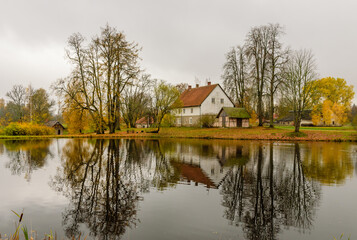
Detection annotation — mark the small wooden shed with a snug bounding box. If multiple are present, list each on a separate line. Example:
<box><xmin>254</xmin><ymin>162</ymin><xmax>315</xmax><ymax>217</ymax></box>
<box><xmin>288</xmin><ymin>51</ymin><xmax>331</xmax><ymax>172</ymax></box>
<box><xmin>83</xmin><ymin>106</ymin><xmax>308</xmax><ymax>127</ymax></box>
<box><xmin>45</xmin><ymin>121</ymin><xmax>65</xmax><ymax>135</ymax></box>
<box><xmin>215</xmin><ymin>107</ymin><xmax>250</xmax><ymax>128</ymax></box>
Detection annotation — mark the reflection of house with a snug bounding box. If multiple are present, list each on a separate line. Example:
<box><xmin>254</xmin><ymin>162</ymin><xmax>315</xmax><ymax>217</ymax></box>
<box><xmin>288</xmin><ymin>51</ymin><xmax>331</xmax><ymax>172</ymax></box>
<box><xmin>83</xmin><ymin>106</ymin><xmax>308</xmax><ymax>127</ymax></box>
<box><xmin>174</xmin><ymin>82</ymin><xmax>234</xmax><ymax>126</ymax></box>
<box><xmin>168</xmin><ymin>141</ymin><xmax>250</xmax><ymax>188</ymax></box>
<box><xmin>278</xmin><ymin>110</ymin><xmax>313</xmax><ymax>126</ymax></box>
<box><xmin>136</xmin><ymin>117</ymin><xmax>153</xmax><ymax>128</ymax></box>
<box><xmin>215</xmin><ymin>107</ymin><xmax>250</xmax><ymax>128</ymax></box>
<box><xmin>45</xmin><ymin>121</ymin><xmax>65</xmax><ymax>135</ymax></box>
<box><xmin>180</xmin><ymin>164</ymin><xmax>217</xmax><ymax>188</ymax></box>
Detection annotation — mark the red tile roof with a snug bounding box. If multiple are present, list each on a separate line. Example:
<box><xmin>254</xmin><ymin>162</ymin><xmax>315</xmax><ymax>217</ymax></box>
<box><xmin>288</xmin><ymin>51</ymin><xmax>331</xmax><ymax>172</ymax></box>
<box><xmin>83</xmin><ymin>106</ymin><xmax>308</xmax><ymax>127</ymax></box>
<box><xmin>179</xmin><ymin>84</ymin><xmax>218</xmax><ymax>107</ymax></box>
<box><xmin>136</xmin><ymin>117</ymin><xmax>153</xmax><ymax>124</ymax></box>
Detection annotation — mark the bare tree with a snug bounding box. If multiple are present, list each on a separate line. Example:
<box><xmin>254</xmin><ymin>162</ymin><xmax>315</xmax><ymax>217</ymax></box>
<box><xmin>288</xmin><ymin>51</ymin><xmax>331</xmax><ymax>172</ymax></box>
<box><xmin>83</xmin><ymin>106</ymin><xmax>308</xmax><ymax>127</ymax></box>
<box><xmin>54</xmin><ymin>33</ymin><xmax>106</xmax><ymax>133</ymax></box>
<box><xmin>121</xmin><ymin>74</ymin><xmax>152</xmax><ymax>128</ymax></box>
<box><xmin>6</xmin><ymin>85</ymin><xmax>27</xmax><ymax>122</ymax></box>
<box><xmin>283</xmin><ymin>49</ymin><xmax>317</xmax><ymax>132</ymax></box>
<box><xmin>95</xmin><ymin>25</ymin><xmax>141</xmax><ymax>133</ymax></box>
<box><xmin>54</xmin><ymin>25</ymin><xmax>141</xmax><ymax>134</ymax></box>
<box><xmin>222</xmin><ymin>45</ymin><xmax>249</xmax><ymax>108</ymax></box>
<box><xmin>266</xmin><ymin>24</ymin><xmax>289</xmax><ymax>127</ymax></box>
<box><xmin>246</xmin><ymin>25</ymin><xmax>270</xmax><ymax>126</ymax></box>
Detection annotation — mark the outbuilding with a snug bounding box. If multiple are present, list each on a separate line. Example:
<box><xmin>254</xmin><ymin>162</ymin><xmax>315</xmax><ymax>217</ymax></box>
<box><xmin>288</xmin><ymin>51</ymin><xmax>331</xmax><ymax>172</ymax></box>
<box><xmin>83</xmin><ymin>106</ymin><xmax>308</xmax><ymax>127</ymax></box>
<box><xmin>136</xmin><ymin>117</ymin><xmax>153</xmax><ymax>128</ymax></box>
<box><xmin>215</xmin><ymin>107</ymin><xmax>250</xmax><ymax>128</ymax></box>
<box><xmin>45</xmin><ymin>121</ymin><xmax>65</xmax><ymax>135</ymax></box>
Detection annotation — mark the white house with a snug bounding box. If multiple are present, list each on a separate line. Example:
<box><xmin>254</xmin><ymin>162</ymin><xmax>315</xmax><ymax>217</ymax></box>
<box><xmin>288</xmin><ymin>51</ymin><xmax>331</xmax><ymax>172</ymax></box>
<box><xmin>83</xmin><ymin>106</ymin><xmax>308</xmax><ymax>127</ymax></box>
<box><xmin>175</xmin><ymin>82</ymin><xmax>234</xmax><ymax>126</ymax></box>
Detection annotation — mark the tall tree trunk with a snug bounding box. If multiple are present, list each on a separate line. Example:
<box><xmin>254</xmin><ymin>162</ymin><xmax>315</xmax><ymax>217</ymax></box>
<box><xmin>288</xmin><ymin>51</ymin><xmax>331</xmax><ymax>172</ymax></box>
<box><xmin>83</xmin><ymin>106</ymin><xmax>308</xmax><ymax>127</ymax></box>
<box><xmin>258</xmin><ymin>92</ymin><xmax>263</xmax><ymax>126</ymax></box>
<box><xmin>294</xmin><ymin>112</ymin><xmax>301</xmax><ymax>132</ymax></box>
<box><xmin>269</xmin><ymin>87</ymin><xmax>274</xmax><ymax>128</ymax></box>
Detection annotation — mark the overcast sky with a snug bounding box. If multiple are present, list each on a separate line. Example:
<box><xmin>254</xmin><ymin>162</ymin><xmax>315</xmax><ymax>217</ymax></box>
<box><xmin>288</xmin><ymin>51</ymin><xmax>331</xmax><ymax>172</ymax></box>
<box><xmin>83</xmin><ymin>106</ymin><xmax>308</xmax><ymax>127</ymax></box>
<box><xmin>1</xmin><ymin>0</ymin><xmax>357</xmax><ymax>102</ymax></box>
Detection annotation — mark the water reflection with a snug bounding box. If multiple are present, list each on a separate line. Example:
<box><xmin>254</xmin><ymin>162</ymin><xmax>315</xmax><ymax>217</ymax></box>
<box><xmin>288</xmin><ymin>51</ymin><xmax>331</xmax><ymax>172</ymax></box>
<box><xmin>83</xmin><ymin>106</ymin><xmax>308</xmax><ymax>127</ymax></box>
<box><xmin>1</xmin><ymin>139</ymin><xmax>355</xmax><ymax>240</ymax></box>
<box><xmin>1</xmin><ymin>140</ymin><xmax>53</xmax><ymax>181</ymax></box>
<box><xmin>302</xmin><ymin>143</ymin><xmax>354</xmax><ymax>185</ymax></box>
<box><xmin>220</xmin><ymin>143</ymin><xmax>321</xmax><ymax>240</ymax></box>
<box><xmin>51</xmin><ymin>139</ymin><xmax>140</xmax><ymax>239</ymax></box>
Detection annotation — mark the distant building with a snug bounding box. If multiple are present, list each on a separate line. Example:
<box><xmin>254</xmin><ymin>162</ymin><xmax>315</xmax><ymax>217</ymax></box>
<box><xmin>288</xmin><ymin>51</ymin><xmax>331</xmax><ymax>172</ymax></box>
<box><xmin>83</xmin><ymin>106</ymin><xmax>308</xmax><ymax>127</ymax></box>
<box><xmin>277</xmin><ymin>110</ymin><xmax>313</xmax><ymax>126</ymax></box>
<box><xmin>45</xmin><ymin>121</ymin><xmax>65</xmax><ymax>135</ymax></box>
<box><xmin>136</xmin><ymin>117</ymin><xmax>153</xmax><ymax>128</ymax></box>
<box><xmin>215</xmin><ymin>107</ymin><xmax>251</xmax><ymax>128</ymax></box>
<box><xmin>174</xmin><ymin>82</ymin><xmax>234</xmax><ymax>126</ymax></box>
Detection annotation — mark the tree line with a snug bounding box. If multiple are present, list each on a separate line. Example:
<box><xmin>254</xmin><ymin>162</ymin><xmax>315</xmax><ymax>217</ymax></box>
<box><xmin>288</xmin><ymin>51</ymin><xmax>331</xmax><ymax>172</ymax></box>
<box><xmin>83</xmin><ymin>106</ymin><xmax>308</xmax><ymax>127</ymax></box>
<box><xmin>53</xmin><ymin>24</ymin><xmax>181</xmax><ymax>134</ymax></box>
<box><xmin>222</xmin><ymin>23</ymin><xmax>354</xmax><ymax>132</ymax></box>
<box><xmin>0</xmin><ymin>23</ymin><xmax>355</xmax><ymax>134</ymax></box>
<box><xmin>0</xmin><ymin>85</ymin><xmax>54</xmax><ymax>126</ymax></box>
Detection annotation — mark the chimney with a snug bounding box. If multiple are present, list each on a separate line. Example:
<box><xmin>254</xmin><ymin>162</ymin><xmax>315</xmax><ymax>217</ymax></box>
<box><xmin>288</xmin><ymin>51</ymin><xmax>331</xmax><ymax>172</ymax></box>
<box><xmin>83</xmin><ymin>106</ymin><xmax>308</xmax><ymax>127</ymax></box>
<box><xmin>196</xmin><ymin>84</ymin><xmax>199</xmax><ymax>88</ymax></box>
<box><xmin>188</xmin><ymin>85</ymin><xmax>192</xmax><ymax>89</ymax></box>
<box><xmin>207</xmin><ymin>81</ymin><xmax>211</xmax><ymax>86</ymax></box>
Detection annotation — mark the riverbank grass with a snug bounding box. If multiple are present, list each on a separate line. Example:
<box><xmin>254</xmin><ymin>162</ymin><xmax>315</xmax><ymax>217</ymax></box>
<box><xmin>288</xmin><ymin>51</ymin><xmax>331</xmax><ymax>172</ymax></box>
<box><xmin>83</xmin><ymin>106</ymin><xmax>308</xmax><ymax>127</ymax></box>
<box><xmin>0</xmin><ymin>126</ymin><xmax>355</xmax><ymax>141</ymax></box>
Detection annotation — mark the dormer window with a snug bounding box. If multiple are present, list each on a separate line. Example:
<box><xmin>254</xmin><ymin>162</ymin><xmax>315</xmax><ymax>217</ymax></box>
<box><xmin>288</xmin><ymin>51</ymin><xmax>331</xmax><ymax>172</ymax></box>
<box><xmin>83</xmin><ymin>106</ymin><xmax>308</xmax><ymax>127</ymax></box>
<box><xmin>221</xmin><ymin>98</ymin><xmax>224</xmax><ymax>104</ymax></box>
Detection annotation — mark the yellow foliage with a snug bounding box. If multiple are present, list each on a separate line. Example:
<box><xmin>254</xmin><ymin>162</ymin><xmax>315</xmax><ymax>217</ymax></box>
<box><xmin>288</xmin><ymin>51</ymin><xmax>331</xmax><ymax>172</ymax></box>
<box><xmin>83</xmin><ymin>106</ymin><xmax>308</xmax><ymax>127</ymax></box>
<box><xmin>63</xmin><ymin>108</ymin><xmax>89</xmax><ymax>134</ymax></box>
<box><xmin>322</xmin><ymin>100</ymin><xmax>332</xmax><ymax>125</ymax></box>
<box><xmin>3</xmin><ymin>122</ymin><xmax>54</xmax><ymax>136</ymax></box>
<box><xmin>332</xmin><ymin>103</ymin><xmax>348</xmax><ymax>125</ymax></box>
<box><xmin>249</xmin><ymin>110</ymin><xmax>257</xmax><ymax>125</ymax></box>
<box><xmin>311</xmin><ymin>77</ymin><xmax>354</xmax><ymax>125</ymax></box>
<box><xmin>63</xmin><ymin>95</ymin><xmax>90</xmax><ymax>134</ymax></box>
<box><xmin>311</xmin><ymin>112</ymin><xmax>321</xmax><ymax>126</ymax></box>
<box><xmin>303</xmin><ymin>142</ymin><xmax>353</xmax><ymax>185</ymax></box>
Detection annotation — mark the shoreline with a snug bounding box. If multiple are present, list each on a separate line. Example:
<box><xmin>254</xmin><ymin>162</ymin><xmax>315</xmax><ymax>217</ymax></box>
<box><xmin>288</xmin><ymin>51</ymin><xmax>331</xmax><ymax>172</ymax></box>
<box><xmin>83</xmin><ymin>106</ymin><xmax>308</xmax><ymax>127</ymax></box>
<box><xmin>0</xmin><ymin>127</ymin><xmax>356</xmax><ymax>142</ymax></box>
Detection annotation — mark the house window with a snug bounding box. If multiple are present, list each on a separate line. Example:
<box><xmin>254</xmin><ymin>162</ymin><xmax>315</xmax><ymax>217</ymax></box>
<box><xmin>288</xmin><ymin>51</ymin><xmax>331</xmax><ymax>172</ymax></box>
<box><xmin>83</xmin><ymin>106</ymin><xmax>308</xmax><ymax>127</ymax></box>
<box><xmin>189</xmin><ymin>117</ymin><xmax>192</xmax><ymax>124</ymax></box>
<box><xmin>191</xmin><ymin>108</ymin><xmax>193</xmax><ymax>113</ymax></box>
<box><xmin>221</xmin><ymin>98</ymin><xmax>224</xmax><ymax>104</ymax></box>
<box><xmin>212</xmin><ymin>98</ymin><xmax>215</xmax><ymax>104</ymax></box>
<box><xmin>177</xmin><ymin>118</ymin><xmax>181</xmax><ymax>125</ymax></box>
<box><xmin>183</xmin><ymin>109</ymin><xmax>185</xmax><ymax>114</ymax></box>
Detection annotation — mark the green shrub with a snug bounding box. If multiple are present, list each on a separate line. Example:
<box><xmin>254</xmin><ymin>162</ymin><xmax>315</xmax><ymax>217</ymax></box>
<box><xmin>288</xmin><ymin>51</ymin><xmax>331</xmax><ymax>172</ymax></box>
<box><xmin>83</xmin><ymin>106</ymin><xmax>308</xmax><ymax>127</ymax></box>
<box><xmin>198</xmin><ymin>114</ymin><xmax>216</xmax><ymax>128</ymax></box>
<box><xmin>3</xmin><ymin>122</ymin><xmax>55</xmax><ymax>136</ymax></box>
<box><xmin>161</xmin><ymin>113</ymin><xmax>176</xmax><ymax>127</ymax></box>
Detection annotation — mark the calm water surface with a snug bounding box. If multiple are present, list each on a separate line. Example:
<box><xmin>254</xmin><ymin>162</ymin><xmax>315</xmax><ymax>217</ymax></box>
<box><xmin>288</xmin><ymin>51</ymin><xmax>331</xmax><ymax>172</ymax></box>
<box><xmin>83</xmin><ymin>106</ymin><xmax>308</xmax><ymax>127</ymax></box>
<box><xmin>0</xmin><ymin>138</ymin><xmax>356</xmax><ymax>240</ymax></box>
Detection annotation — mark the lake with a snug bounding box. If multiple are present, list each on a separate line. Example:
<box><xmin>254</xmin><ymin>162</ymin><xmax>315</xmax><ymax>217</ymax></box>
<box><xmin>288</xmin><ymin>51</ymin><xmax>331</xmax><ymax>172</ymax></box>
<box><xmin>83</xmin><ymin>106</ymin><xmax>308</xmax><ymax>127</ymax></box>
<box><xmin>0</xmin><ymin>138</ymin><xmax>356</xmax><ymax>240</ymax></box>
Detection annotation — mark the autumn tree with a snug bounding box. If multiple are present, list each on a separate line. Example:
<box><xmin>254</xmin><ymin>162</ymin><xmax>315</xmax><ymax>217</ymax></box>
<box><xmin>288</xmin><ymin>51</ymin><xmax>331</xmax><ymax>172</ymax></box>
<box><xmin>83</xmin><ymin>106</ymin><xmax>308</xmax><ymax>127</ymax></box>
<box><xmin>310</xmin><ymin>77</ymin><xmax>354</xmax><ymax>126</ymax></box>
<box><xmin>149</xmin><ymin>80</ymin><xmax>181</xmax><ymax>132</ymax></box>
<box><xmin>62</xmin><ymin>96</ymin><xmax>90</xmax><ymax>134</ymax></box>
<box><xmin>54</xmin><ymin>24</ymin><xmax>141</xmax><ymax>134</ymax></box>
<box><xmin>29</xmin><ymin>88</ymin><xmax>54</xmax><ymax>123</ymax></box>
<box><xmin>283</xmin><ymin>49</ymin><xmax>318</xmax><ymax>132</ymax></box>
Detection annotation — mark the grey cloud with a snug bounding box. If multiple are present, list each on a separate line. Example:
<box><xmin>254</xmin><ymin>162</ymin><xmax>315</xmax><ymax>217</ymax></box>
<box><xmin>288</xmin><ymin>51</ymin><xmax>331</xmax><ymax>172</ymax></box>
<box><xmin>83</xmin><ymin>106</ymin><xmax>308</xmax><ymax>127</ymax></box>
<box><xmin>0</xmin><ymin>0</ymin><xmax>357</xmax><ymax>101</ymax></box>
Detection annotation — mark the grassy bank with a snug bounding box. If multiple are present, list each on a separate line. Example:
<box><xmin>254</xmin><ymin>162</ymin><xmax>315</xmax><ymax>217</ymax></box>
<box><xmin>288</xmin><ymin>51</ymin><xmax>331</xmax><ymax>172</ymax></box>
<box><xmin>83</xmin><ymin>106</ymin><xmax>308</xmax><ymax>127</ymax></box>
<box><xmin>0</xmin><ymin>126</ymin><xmax>355</xmax><ymax>142</ymax></box>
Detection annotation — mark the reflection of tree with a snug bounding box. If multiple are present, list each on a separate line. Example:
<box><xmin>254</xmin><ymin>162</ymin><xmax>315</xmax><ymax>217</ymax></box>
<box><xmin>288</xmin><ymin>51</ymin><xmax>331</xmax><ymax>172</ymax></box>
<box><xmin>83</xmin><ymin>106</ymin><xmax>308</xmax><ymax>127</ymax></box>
<box><xmin>220</xmin><ymin>143</ymin><xmax>321</xmax><ymax>240</ymax></box>
<box><xmin>278</xmin><ymin>144</ymin><xmax>320</xmax><ymax>230</ymax></box>
<box><xmin>51</xmin><ymin>139</ymin><xmax>139</xmax><ymax>239</ymax></box>
<box><xmin>149</xmin><ymin>140</ymin><xmax>181</xmax><ymax>190</ymax></box>
<box><xmin>3</xmin><ymin>140</ymin><xmax>53</xmax><ymax>181</ymax></box>
<box><xmin>51</xmin><ymin>139</ymin><xmax>182</xmax><ymax>239</ymax></box>
<box><xmin>302</xmin><ymin>142</ymin><xmax>354</xmax><ymax>185</ymax></box>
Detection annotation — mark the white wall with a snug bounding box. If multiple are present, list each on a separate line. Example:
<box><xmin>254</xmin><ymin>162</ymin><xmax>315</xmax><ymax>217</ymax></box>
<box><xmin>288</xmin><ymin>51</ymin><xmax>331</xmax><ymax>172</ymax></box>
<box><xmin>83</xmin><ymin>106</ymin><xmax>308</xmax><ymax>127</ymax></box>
<box><xmin>179</xmin><ymin>106</ymin><xmax>201</xmax><ymax>117</ymax></box>
<box><xmin>201</xmin><ymin>85</ymin><xmax>234</xmax><ymax>115</ymax></box>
